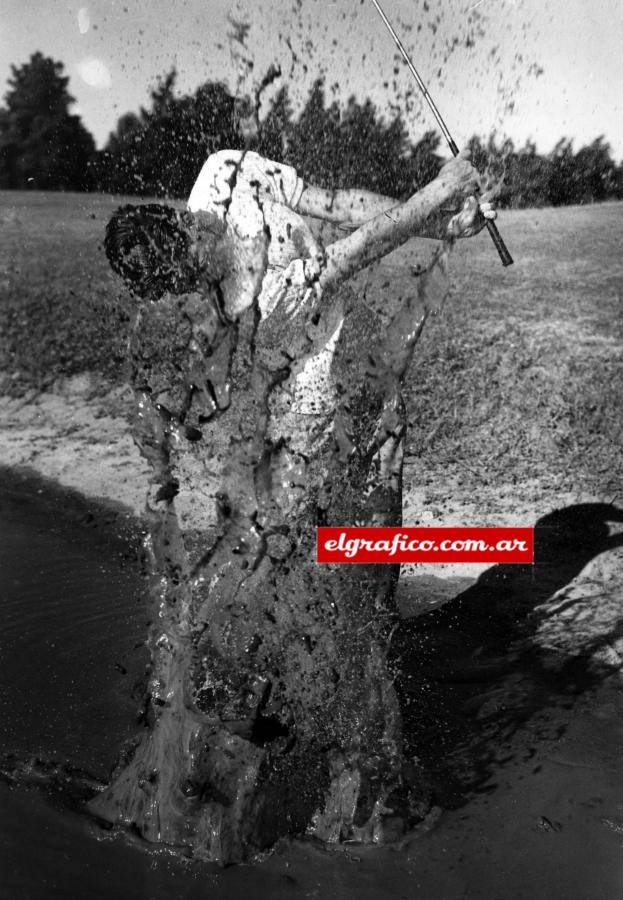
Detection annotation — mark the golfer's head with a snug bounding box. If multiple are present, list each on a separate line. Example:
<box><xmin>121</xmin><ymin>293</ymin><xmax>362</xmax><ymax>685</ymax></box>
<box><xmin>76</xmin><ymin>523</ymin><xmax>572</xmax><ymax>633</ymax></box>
<box><xmin>105</xmin><ymin>204</ymin><xmax>198</xmax><ymax>301</ymax></box>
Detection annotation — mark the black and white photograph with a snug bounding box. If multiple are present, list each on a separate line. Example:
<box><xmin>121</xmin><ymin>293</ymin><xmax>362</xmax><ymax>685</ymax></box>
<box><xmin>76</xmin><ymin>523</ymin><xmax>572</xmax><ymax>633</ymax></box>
<box><xmin>1</xmin><ymin>1</ymin><xmax>622</xmax><ymax>897</ymax></box>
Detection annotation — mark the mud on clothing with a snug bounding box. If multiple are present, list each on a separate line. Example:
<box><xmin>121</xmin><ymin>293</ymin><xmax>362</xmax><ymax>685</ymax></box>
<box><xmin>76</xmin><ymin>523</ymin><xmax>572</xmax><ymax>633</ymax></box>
<box><xmin>188</xmin><ymin>149</ymin><xmax>344</xmax><ymax>416</ymax></box>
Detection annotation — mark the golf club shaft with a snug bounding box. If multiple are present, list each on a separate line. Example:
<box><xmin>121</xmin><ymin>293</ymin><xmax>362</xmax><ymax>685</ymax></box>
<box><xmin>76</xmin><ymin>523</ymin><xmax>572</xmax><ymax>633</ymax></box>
<box><xmin>369</xmin><ymin>0</ymin><xmax>513</xmax><ymax>267</ymax></box>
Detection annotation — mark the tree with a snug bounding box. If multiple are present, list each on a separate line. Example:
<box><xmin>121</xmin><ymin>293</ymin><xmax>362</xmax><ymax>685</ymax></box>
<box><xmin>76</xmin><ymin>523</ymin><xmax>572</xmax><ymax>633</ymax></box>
<box><xmin>501</xmin><ymin>140</ymin><xmax>550</xmax><ymax>208</ymax></box>
<box><xmin>405</xmin><ymin>130</ymin><xmax>443</xmax><ymax>195</ymax></box>
<box><xmin>257</xmin><ymin>86</ymin><xmax>294</xmax><ymax>161</ymax></box>
<box><xmin>287</xmin><ymin>79</ymin><xmax>441</xmax><ymax>199</ymax></box>
<box><xmin>96</xmin><ymin>71</ymin><xmax>241</xmax><ymax>197</ymax></box>
<box><xmin>572</xmin><ymin>137</ymin><xmax>618</xmax><ymax>204</ymax></box>
<box><xmin>465</xmin><ymin>135</ymin><xmax>489</xmax><ymax>174</ymax></box>
<box><xmin>547</xmin><ymin>138</ymin><xmax>577</xmax><ymax>206</ymax></box>
<box><xmin>0</xmin><ymin>52</ymin><xmax>95</xmax><ymax>191</ymax></box>
<box><xmin>287</xmin><ymin>78</ymin><xmax>340</xmax><ymax>188</ymax></box>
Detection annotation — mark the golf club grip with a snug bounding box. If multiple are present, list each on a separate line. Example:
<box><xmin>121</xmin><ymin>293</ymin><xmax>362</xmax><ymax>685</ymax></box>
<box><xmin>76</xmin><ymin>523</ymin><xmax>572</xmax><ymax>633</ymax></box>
<box><xmin>485</xmin><ymin>218</ymin><xmax>513</xmax><ymax>267</ymax></box>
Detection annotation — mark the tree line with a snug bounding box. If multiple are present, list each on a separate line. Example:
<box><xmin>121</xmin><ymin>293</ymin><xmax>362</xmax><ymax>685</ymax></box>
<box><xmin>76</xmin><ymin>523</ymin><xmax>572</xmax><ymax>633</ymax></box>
<box><xmin>1</xmin><ymin>52</ymin><xmax>622</xmax><ymax>208</ymax></box>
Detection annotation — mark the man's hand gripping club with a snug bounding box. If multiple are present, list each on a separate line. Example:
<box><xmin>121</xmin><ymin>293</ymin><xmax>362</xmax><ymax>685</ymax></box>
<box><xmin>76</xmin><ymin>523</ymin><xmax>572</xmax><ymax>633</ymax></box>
<box><xmin>435</xmin><ymin>150</ymin><xmax>499</xmax><ymax>240</ymax></box>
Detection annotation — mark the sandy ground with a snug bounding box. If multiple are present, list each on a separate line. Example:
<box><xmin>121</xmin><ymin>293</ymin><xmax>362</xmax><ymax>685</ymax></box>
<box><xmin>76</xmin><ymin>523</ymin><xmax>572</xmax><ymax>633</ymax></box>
<box><xmin>0</xmin><ymin>376</ymin><xmax>150</xmax><ymax>520</ymax></box>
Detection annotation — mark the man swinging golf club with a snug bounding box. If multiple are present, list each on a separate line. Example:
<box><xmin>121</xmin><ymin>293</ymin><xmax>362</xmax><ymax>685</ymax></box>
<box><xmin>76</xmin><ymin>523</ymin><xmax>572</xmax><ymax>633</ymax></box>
<box><xmin>105</xmin><ymin>100</ymin><xmax>496</xmax><ymax>325</ymax></box>
<box><xmin>95</xmin><ymin>88</ymin><xmax>503</xmax><ymax>860</ymax></box>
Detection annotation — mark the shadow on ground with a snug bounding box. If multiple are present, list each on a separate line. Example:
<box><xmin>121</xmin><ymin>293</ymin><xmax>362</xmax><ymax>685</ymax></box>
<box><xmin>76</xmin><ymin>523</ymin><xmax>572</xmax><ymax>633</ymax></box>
<box><xmin>393</xmin><ymin>502</ymin><xmax>623</xmax><ymax>808</ymax></box>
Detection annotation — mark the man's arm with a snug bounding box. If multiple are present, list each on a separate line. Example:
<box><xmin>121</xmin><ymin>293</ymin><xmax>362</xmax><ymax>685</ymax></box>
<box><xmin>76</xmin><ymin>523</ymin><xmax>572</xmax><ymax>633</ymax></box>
<box><xmin>296</xmin><ymin>175</ymin><xmax>479</xmax><ymax>241</ymax></box>
<box><xmin>297</xmin><ymin>183</ymin><xmax>397</xmax><ymax>227</ymax></box>
<box><xmin>318</xmin><ymin>155</ymin><xmax>481</xmax><ymax>291</ymax></box>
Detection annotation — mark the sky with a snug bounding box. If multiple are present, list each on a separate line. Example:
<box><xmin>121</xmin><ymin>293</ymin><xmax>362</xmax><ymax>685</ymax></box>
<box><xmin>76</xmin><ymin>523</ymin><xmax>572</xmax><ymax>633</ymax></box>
<box><xmin>1</xmin><ymin>0</ymin><xmax>622</xmax><ymax>161</ymax></box>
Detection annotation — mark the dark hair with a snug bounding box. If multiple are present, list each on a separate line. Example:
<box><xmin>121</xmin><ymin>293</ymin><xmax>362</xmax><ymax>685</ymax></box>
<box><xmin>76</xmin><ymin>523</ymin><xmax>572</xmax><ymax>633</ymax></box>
<box><xmin>104</xmin><ymin>204</ymin><xmax>199</xmax><ymax>300</ymax></box>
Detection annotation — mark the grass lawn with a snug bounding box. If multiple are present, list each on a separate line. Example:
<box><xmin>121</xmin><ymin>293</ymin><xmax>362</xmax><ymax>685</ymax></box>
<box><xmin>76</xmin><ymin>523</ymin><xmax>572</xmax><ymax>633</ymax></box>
<box><xmin>0</xmin><ymin>191</ymin><xmax>137</xmax><ymax>391</ymax></box>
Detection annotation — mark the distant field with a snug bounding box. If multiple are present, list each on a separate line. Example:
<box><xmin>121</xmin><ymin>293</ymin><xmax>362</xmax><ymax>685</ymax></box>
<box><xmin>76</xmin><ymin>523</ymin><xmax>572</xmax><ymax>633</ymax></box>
<box><xmin>0</xmin><ymin>191</ymin><xmax>146</xmax><ymax>391</ymax></box>
<box><xmin>399</xmin><ymin>202</ymin><xmax>623</xmax><ymax>500</ymax></box>
<box><xmin>1</xmin><ymin>190</ymin><xmax>621</xmax><ymax>501</ymax></box>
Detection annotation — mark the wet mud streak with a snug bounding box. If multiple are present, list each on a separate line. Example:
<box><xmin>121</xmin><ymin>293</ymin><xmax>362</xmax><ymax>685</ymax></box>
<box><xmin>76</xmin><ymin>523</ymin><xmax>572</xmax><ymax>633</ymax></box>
<box><xmin>87</xmin><ymin>149</ymin><xmax>452</xmax><ymax>861</ymax></box>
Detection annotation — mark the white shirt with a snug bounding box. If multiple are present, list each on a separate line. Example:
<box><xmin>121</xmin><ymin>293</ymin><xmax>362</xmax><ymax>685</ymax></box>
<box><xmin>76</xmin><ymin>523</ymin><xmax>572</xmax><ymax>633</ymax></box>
<box><xmin>188</xmin><ymin>150</ymin><xmax>343</xmax><ymax>414</ymax></box>
<box><xmin>188</xmin><ymin>150</ymin><xmax>305</xmax><ymax>218</ymax></box>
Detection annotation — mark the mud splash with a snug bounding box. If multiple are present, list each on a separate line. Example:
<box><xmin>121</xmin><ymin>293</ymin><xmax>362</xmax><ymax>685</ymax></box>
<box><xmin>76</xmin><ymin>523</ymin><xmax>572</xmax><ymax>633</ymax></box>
<box><xmin>86</xmin><ymin>180</ymin><xmax>453</xmax><ymax>861</ymax></box>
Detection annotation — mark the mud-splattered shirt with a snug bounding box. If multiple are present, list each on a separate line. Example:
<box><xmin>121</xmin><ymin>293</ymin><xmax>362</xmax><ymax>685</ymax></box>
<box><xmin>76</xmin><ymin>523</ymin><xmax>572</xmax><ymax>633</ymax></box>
<box><xmin>188</xmin><ymin>149</ymin><xmax>305</xmax><ymax>229</ymax></box>
<box><xmin>188</xmin><ymin>150</ymin><xmax>325</xmax><ymax>314</ymax></box>
<box><xmin>188</xmin><ymin>150</ymin><xmax>344</xmax><ymax>415</ymax></box>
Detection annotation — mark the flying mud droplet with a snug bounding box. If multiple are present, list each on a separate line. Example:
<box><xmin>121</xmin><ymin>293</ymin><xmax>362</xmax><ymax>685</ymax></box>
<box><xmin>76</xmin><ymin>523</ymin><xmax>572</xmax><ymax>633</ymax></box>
<box><xmin>78</xmin><ymin>6</ymin><xmax>90</xmax><ymax>35</ymax></box>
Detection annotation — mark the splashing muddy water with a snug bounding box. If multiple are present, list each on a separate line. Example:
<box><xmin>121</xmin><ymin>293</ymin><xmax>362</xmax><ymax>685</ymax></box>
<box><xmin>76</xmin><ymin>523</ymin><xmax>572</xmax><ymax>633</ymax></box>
<box><xmin>85</xmin><ymin>143</ymin><xmax>459</xmax><ymax>861</ymax></box>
